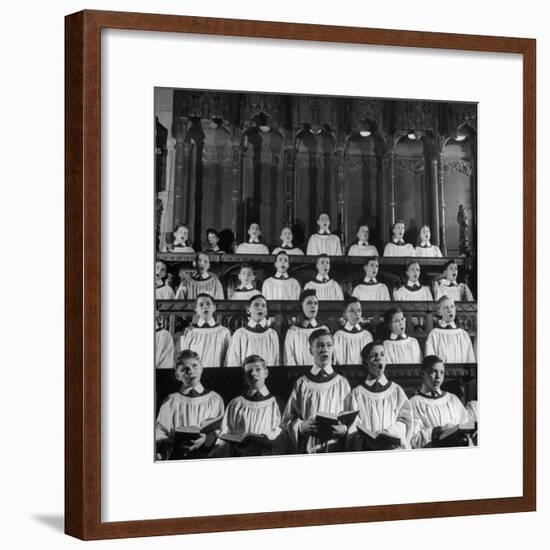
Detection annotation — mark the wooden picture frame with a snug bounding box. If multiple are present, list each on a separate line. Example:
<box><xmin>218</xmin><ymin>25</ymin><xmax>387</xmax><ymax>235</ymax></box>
<box><xmin>65</xmin><ymin>9</ymin><xmax>536</xmax><ymax>540</ymax></box>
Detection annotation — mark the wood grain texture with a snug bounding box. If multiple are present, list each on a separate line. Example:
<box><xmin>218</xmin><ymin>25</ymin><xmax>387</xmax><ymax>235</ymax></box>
<box><xmin>64</xmin><ymin>9</ymin><xmax>536</xmax><ymax>540</ymax></box>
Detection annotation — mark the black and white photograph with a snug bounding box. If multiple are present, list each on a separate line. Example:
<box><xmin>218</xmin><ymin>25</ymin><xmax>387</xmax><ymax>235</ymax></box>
<box><xmin>154</xmin><ymin>88</ymin><xmax>478</xmax><ymax>461</ymax></box>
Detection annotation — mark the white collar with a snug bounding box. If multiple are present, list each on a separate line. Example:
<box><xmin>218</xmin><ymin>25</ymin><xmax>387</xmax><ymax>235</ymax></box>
<box><xmin>196</xmin><ymin>271</ymin><xmax>210</xmax><ymax>280</ymax></box>
<box><xmin>420</xmin><ymin>241</ymin><xmax>432</xmax><ymax>247</ymax></box>
<box><xmin>248</xmin><ymin>319</ymin><xmax>267</xmax><ymax>329</ymax></box>
<box><xmin>407</xmin><ymin>280</ymin><xmax>421</xmax><ymax>287</ymax></box>
<box><xmin>181</xmin><ymin>383</ymin><xmax>205</xmax><ymax>395</ymax></box>
<box><xmin>393</xmin><ymin>239</ymin><xmax>405</xmax><ymax>245</ymax></box>
<box><xmin>440</xmin><ymin>278</ymin><xmax>458</xmax><ymax>286</ymax></box>
<box><xmin>197</xmin><ymin>318</ymin><xmax>216</xmax><ymax>328</ymax></box>
<box><xmin>246</xmin><ymin>386</ymin><xmax>269</xmax><ymax>397</ymax></box>
<box><xmin>363</xmin><ymin>277</ymin><xmax>378</xmax><ymax>284</ymax></box>
<box><xmin>421</xmin><ymin>384</ymin><xmax>442</xmax><ymax>396</ymax></box>
<box><xmin>304</xmin><ymin>318</ymin><xmax>318</xmax><ymax>328</ymax></box>
<box><xmin>311</xmin><ymin>364</ymin><xmax>334</xmax><ymax>376</ymax></box>
<box><xmin>238</xmin><ymin>284</ymin><xmax>254</xmax><ymax>290</ymax></box>
<box><xmin>344</xmin><ymin>321</ymin><xmax>361</xmax><ymax>332</ymax></box>
<box><xmin>248</xmin><ymin>239</ymin><xmax>260</xmax><ymax>244</ymax></box>
<box><xmin>275</xmin><ymin>273</ymin><xmax>289</xmax><ymax>280</ymax></box>
<box><xmin>390</xmin><ymin>333</ymin><xmax>407</xmax><ymax>340</ymax></box>
<box><xmin>357</xmin><ymin>241</ymin><xmax>369</xmax><ymax>246</ymax></box>
<box><xmin>365</xmin><ymin>374</ymin><xmax>388</xmax><ymax>386</ymax></box>
<box><xmin>439</xmin><ymin>320</ymin><xmax>457</xmax><ymax>329</ymax></box>
<box><xmin>315</xmin><ymin>274</ymin><xmax>330</xmax><ymax>282</ymax></box>
<box><xmin>317</xmin><ymin>230</ymin><xmax>331</xmax><ymax>235</ymax></box>
<box><xmin>173</xmin><ymin>240</ymin><xmax>188</xmax><ymax>247</ymax></box>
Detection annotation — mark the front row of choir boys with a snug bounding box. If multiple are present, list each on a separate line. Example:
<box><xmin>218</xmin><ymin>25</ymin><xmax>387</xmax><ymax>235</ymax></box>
<box><xmin>157</xmin><ymin>291</ymin><xmax>475</xmax><ymax>369</ymax></box>
<box><xmin>155</xmin><ymin>332</ymin><xmax>476</xmax><ymax>460</ymax></box>
<box><xmin>156</xmin><ymin>253</ymin><xmax>474</xmax><ymax>303</ymax></box>
<box><xmin>167</xmin><ymin>215</ymin><xmax>444</xmax><ymax>259</ymax></box>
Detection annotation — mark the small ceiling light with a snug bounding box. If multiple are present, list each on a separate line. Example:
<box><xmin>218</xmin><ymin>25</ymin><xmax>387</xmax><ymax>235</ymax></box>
<box><xmin>407</xmin><ymin>129</ymin><xmax>417</xmax><ymax>140</ymax></box>
<box><xmin>359</xmin><ymin>130</ymin><xmax>371</xmax><ymax>137</ymax></box>
<box><xmin>455</xmin><ymin>125</ymin><xmax>468</xmax><ymax>141</ymax></box>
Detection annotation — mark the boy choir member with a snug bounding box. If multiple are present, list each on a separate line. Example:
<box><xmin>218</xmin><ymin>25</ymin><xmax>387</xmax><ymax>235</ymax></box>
<box><xmin>393</xmin><ymin>260</ymin><xmax>433</xmax><ymax>301</ymax></box>
<box><xmin>225</xmin><ymin>295</ymin><xmax>280</xmax><ymax>367</ymax></box>
<box><xmin>282</xmin><ymin>328</ymin><xmax>352</xmax><ymax>454</ymax></box>
<box><xmin>410</xmin><ymin>355</ymin><xmax>472</xmax><ymax>448</ymax></box>
<box><xmin>170</xmin><ymin>223</ymin><xmax>195</xmax><ymax>253</ymax></box>
<box><xmin>155</xmin><ymin>315</ymin><xmax>174</xmax><ymax>370</ymax></box>
<box><xmin>347</xmin><ymin>341</ymin><xmax>414</xmax><ymax>450</ymax></box>
<box><xmin>351</xmin><ymin>257</ymin><xmax>391</xmax><ymax>301</ymax></box>
<box><xmin>415</xmin><ymin>225</ymin><xmax>442</xmax><ymax>258</ymax></box>
<box><xmin>216</xmin><ymin>355</ymin><xmax>286</xmax><ymax>457</ymax></box>
<box><xmin>175</xmin><ymin>252</ymin><xmax>224</xmax><ymax>300</ymax></box>
<box><xmin>347</xmin><ymin>225</ymin><xmax>379</xmax><ymax>257</ymax></box>
<box><xmin>304</xmin><ymin>254</ymin><xmax>344</xmax><ymax>300</ymax></box>
<box><xmin>261</xmin><ymin>251</ymin><xmax>301</xmax><ymax>300</ymax></box>
<box><xmin>179</xmin><ymin>294</ymin><xmax>231</xmax><ymax>368</ymax></box>
<box><xmin>382</xmin><ymin>308</ymin><xmax>423</xmax><ymax>364</ymax></box>
<box><xmin>306</xmin><ymin>213</ymin><xmax>343</xmax><ymax>256</ymax></box>
<box><xmin>228</xmin><ymin>264</ymin><xmax>261</xmax><ymax>301</ymax></box>
<box><xmin>283</xmin><ymin>290</ymin><xmax>328</xmax><ymax>366</ymax></box>
<box><xmin>205</xmin><ymin>227</ymin><xmax>225</xmax><ymax>254</ymax></box>
<box><xmin>235</xmin><ymin>222</ymin><xmax>270</xmax><ymax>255</ymax></box>
<box><xmin>433</xmin><ymin>259</ymin><xmax>474</xmax><ymax>301</ymax></box>
<box><xmin>333</xmin><ymin>297</ymin><xmax>373</xmax><ymax>365</ymax></box>
<box><xmin>383</xmin><ymin>220</ymin><xmax>415</xmax><ymax>257</ymax></box>
<box><xmin>272</xmin><ymin>225</ymin><xmax>304</xmax><ymax>255</ymax></box>
<box><xmin>155</xmin><ymin>350</ymin><xmax>225</xmax><ymax>460</ymax></box>
<box><xmin>155</xmin><ymin>260</ymin><xmax>175</xmax><ymax>300</ymax></box>
<box><xmin>425</xmin><ymin>296</ymin><xmax>476</xmax><ymax>363</ymax></box>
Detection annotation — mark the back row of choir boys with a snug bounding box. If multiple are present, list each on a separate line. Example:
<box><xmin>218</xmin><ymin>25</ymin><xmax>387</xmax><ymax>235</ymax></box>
<box><xmin>155</xmin><ymin>253</ymin><xmax>474</xmax><ymax>303</ymax></box>
<box><xmin>165</xmin><ymin>215</ymin><xmax>447</xmax><ymax>258</ymax></box>
<box><xmin>155</xmin><ymin>332</ymin><xmax>477</xmax><ymax>460</ymax></box>
<box><xmin>155</xmin><ymin>291</ymin><xmax>476</xmax><ymax>371</ymax></box>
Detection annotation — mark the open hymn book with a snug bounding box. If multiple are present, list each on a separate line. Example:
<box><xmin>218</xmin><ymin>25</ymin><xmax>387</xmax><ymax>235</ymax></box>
<box><xmin>432</xmin><ymin>420</ymin><xmax>477</xmax><ymax>447</ymax></box>
<box><xmin>356</xmin><ymin>424</ymin><xmax>402</xmax><ymax>450</ymax></box>
<box><xmin>315</xmin><ymin>410</ymin><xmax>359</xmax><ymax>427</ymax></box>
<box><xmin>218</xmin><ymin>432</ymin><xmax>274</xmax><ymax>448</ymax></box>
<box><xmin>173</xmin><ymin>415</ymin><xmax>223</xmax><ymax>445</ymax></box>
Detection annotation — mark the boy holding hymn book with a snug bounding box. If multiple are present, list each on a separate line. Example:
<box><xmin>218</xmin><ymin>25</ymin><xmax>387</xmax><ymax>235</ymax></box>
<box><xmin>351</xmin><ymin>257</ymin><xmax>391</xmax><ymax>301</ymax></box>
<box><xmin>228</xmin><ymin>264</ymin><xmax>261</xmax><ymax>301</ymax></box>
<box><xmin>216</xmin><ymin>355</ymin><xmax>286</xmax><ymax>457</ymax></box>
<box><xmin>425</xmin><ymin>296</ymin><xmax>476</xmax><ymax>363</ymax></box>
<box><xmin>179</xmin><ymin>294</ymin><xmax>231</xmax><ymax>368</ymax></box>
<box><xmin>155</xmin><ymin>350</ymin><xmax>224</xmax><ymax>460</ymax></box>
<box><xmin>304</xmin><ymin>254</ymin><xmax>344</xmax><ymax>301</ymax></box>
<box><xmin>347</xmin><ymin>341</ymin><xmax>414</xmax><ymax>451</ymax></box>
<box><xmin>283</xmin><ymin>289</ymin><xmax>328</xmax><ymax>366</ymax></box>
<box><xmin>410</xmin><ymin>355</ymin><xmax>476</xmax><ymax>448</ymax></box>
<box><xmin>282</xmin><ymin>328</ymin><xmax>355</xmax><ymax>454</ymax></box>
<box><xmin>225</xmin><ymin>295</ymin><xmax>280</xmax><ymax>367</ymax></box>
<box><xmin>235</xmin><ymin>222</ymin><xmax>270</xmax><ymax>255</ymax></box>
<box><xmin>333</xmin><ymin>297</ymin><xmax>373</xmax><ymax>365</ymax></box>
<box><xmin>261</xmin><ymin>250</ymin><xmax>301</xmax><ymax>300</ymax></box>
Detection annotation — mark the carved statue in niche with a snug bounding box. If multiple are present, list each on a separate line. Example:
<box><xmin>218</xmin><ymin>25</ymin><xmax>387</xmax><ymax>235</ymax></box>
<box><xmin>457</xmin><ymin>205</ymin><xmax>472</xmax><ymax>257</ymax></box>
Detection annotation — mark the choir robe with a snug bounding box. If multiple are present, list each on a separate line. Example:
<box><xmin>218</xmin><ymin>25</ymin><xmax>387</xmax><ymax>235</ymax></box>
<box><xmin>383</xmin><ymin>335</ymin><xmax>422</xmax><ymax>364</ymax></box>
<box><xmin>410</xmin><ymin>391</ymin><xmax>470</xmax><ymax>448</ymax></box>
<box><xmin>283</xmin><ymin>322</ymin><xmax>328</xmax><ymax>366</ymax></box>
<box><xmin>433</xmin><ymin>280</ymin><xmax>474</xmax><ymax>302</ymax></box>
<box><xmin>216</xmin><ymin>391</ymin><xmax>286</xmax><ymax>456</ymax></box>
<box><xmin>383</xmin><ymin>242</ymin><xmax>416</xmax><ymax>257</ymax></box>
<box><xmin>425</xmin><ymin>326</ymin><xmax>476</xmax><ymax>363</ymax></box>
<box><xmin>348</xmin><ymin>243</ymin><xmax>379</xmax><ymax>257</ymax></box>
<box><xmin>179</xmin><ymin>323</ymin><xmax>231</xmax><ymax>368</ymax></box>
<box><xmin>466</xmin><ymin>400</ymin><xmax>478</xmax><ymax>422</ymax></box>
<box><xmin>351</xmin><ymin>281</ymin><xmax>391</xmax><ymax>301</ymax></box>
<box><xmin>393</xmin><ymin>284</ymin><xmax>433</xmax><ymax>301</ymax></box>
<box><xmin>225</xmin><ymin>325</ymin><xmax>280</xmax><ymax>367</ymax></box>
<box><xmin>282</xmin><ymin>369</ymin><xmax>351</xmax><ymax>454</ymax></box>
<box><xmin>261</xmin><ymin>276</ymin><xmax>301</xmax><ymax>300</ymax></box>
<box><xmin>155</xmin><ymin>388</ymin><xmax>225</xmax><ymax>458</ymax></box>
<box><xmin>175</xmin><ymin>274</ymin><xmax>224</xmax><ymax>300</ymax></box>
<box><xmin>306</xmin><ymin>233</ymin><xmax>343</xmax><ymax>256</ymax></box>
<box><xmin>304</xmin><ymin>278</ymin><xmax>344</xmax><ymax>301</ymax></box>
<box><xmin>155</xmin><ymin>328</ymin><xmax>175</xmax><ymax>369</ymax></box>
<box><xmin>333</xmin><ymin>326</ymin><xmax>373</xmax><ymax>365</ymax></box>
<box><xmin>272</xmin><ymin>246</ymin><xmax>304</xmax><ymax>256</ymax></box>
<box><xmin>415</xmin><ymin>244</ymin><xmax>442</xmax><ymax>258</ymax></box>
<box><xmin>347</xmin><ymin>378</ymin><xmax>414</xmax><ymax>450</ymax></box>
<box><xmin>227</xmin><ymin>286</ymin><xmax>261</xmax><ymax>301</ymax></box>
<box><xmin>155</xmin><ymin>283</ymin><xmax>175</xmax><ymax>300</ymax></box>
<box><xmin>235</xmin><ymin>242</ymin><xmax>270</xmax><ymax>255</ymax></box>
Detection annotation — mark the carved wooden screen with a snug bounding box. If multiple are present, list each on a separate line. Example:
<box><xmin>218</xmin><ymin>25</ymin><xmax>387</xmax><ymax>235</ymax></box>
<box><xmin>241</xmin><ymin>127</ymin><xmax>286</xmax><ymax>248</ymax></box>
<box><xmin>441</xmin><ymin>140</ymin><xmax>475</xmax><ymax>255</ymax></box>
<box><xmin>343</xmin><ymin>134</ymin><xmax>381</xmax><ymax>250</ymax></box>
